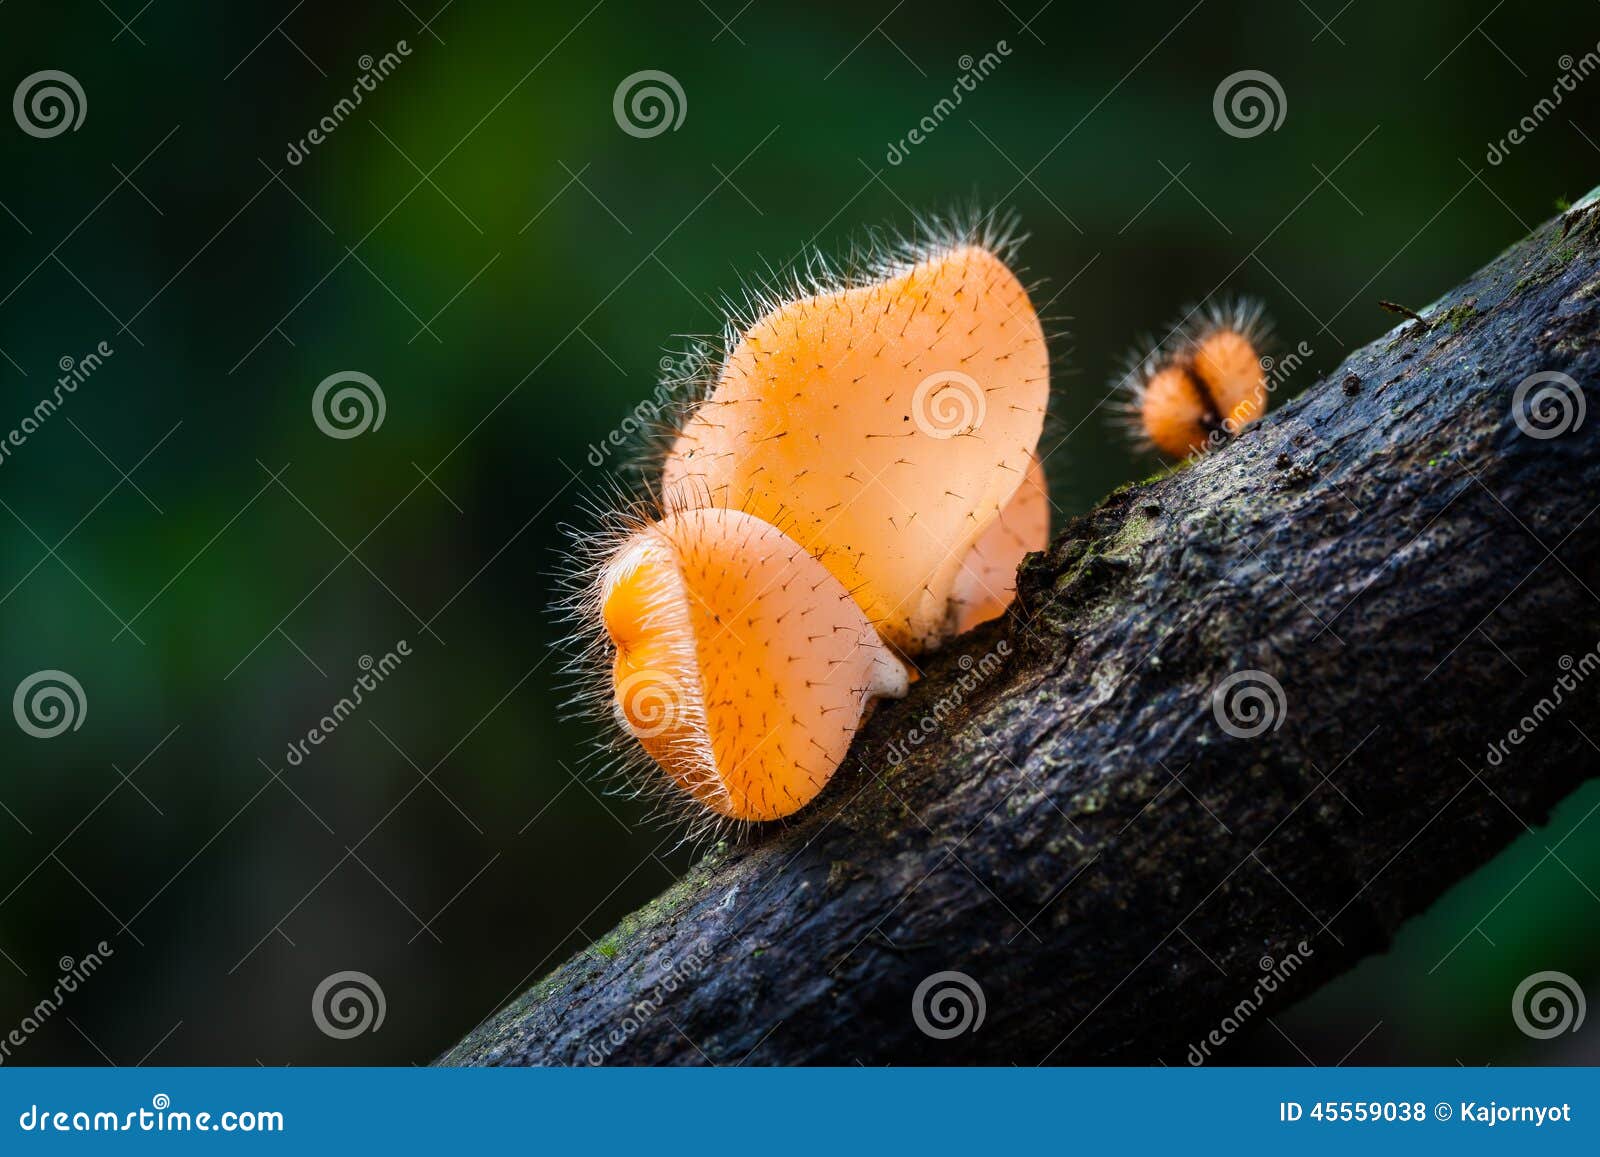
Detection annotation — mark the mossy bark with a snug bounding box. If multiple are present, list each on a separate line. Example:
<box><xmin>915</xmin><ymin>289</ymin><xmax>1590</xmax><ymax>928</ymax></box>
<box><xmin>442</xmin><ymin>203</ymin><xmax>1600</xmax><ymax>1066</ymax></box>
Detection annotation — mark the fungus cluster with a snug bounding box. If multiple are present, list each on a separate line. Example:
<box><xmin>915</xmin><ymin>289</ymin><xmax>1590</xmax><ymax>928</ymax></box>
<box><xmin>567</xmin><ymin>219</ymin><xmax>1271</xmax><ymax>831</ymax></box>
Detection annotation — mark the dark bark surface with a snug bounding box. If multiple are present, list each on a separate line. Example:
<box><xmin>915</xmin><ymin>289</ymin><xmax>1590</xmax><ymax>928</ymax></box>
<box><xmin>442</xmin><ymin>202</ymin><xmax>1600</xmax><ymax>1066</ymax></box>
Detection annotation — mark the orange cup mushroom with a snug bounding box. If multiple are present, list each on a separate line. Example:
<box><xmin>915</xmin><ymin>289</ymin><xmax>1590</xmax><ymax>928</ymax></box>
<box><xmin>1119</xmin><ymin>301</ymin><xmax>1272</xmax><ymax>460</ymax></box>
<box><xmin>662</xmin><ymin>242</ymin><xmax>1050</xmax><ymax>655</ymax></box>
<box><xmin>599</xmin><ymin>507</ymin><xmax>908</xmax><ymax>822</ymax></box>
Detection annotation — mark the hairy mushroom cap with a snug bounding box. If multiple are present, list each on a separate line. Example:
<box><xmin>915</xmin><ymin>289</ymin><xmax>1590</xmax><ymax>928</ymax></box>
<box><xmin>599</xmin><ymin>506</ymin><xmax>909</xmax><ymax>822</ymax></box>
<box><xmin>661</xmin><ymin>242</ymin><xmax>1050</xmax><ymax>655</ymax></box>
<box><xmin>1139</xmin><ymin>366</ymin><xmax>1218</xmax><ymax>459</ymax></box>
<box><xmin>1114</xmin><ymin>298</ymin><xmax>1272</xmax><ymax>460</ymax></box>
<box><xmin>1191</xmin><ymin>327</ymin><xmax>1269</xmax><ymax>434</ymax></box>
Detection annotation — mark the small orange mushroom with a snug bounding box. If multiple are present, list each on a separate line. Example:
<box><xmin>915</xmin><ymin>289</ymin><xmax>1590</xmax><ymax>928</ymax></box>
<box><xmin>1117</xmin><ymin>300</ymin><xmax>1271</xmax><ymax>460</ymax></box>
<box><xmin>599</xmin><ymin>506</ymin><xmax>909</xmax><ymax>822</ymax></box>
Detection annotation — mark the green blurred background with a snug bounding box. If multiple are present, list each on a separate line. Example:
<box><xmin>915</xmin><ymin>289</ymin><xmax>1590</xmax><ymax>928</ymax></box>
<box><xmin>0</xmin><ymin>0</ymin><xmax>1596</xmax><ymax>1065</ymax></box>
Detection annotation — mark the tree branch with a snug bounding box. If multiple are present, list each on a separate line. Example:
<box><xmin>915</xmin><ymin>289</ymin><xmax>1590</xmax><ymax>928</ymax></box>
<box><xmin>442</xmin><ymin>201</ymin><xmax>1600</xmax><ymax>1066</ymax></box>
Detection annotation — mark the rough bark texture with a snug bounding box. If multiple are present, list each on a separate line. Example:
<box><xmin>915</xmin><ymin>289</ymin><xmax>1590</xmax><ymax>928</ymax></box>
<box><xmin>443</xmin><ymin>202</ymin><xmax>1600</xmax><ymax>1066</ymax></box>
